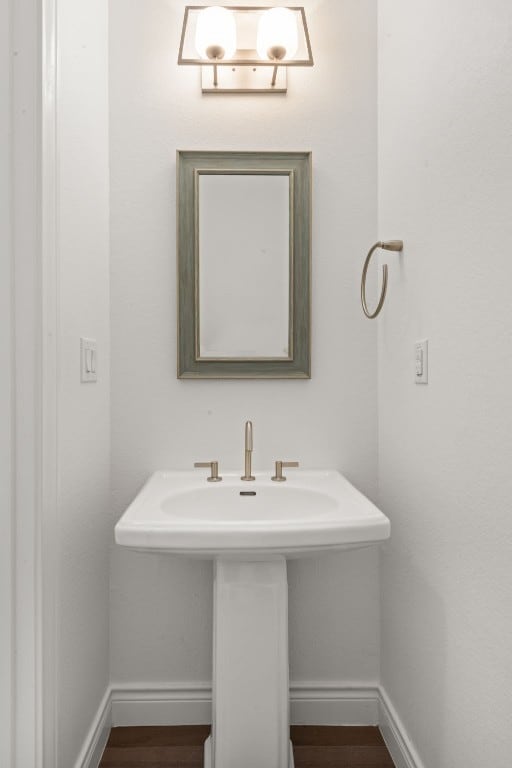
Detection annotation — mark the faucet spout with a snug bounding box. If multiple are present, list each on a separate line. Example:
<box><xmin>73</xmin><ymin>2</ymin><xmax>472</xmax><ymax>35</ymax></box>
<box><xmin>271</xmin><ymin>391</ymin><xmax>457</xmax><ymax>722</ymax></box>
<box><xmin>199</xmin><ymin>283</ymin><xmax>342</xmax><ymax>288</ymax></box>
<box><xmin>245</xmin><ymin>420</ymin><xmax>253</xmax><ymax>451</ymax></box>
<box><xmin>241</xmin><ymin>420</ymin><xmax>255</xmax><ymax>481</ymax></box>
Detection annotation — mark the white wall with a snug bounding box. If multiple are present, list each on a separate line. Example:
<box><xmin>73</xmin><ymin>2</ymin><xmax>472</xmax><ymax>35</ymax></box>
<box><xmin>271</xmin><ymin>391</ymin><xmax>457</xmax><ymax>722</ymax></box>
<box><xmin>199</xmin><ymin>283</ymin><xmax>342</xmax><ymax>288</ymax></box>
<box><xmin>0</xmin><ymin>1</ymin><xmax>13</xmax><ymax>764</ymax></box>
<box><xmin>109</xmin><ymin>0</ymin><xmax>380</xmax><ymax>689</ymax></box>
<box><xmin>378</xmin><ymin>2</ymin><xmax>512</xmax><ymax>766</ymax></box>
<box><xmin>56</xmin><ymin>0</ymin><xmax>111</xmax><ymax>765</ymax></box>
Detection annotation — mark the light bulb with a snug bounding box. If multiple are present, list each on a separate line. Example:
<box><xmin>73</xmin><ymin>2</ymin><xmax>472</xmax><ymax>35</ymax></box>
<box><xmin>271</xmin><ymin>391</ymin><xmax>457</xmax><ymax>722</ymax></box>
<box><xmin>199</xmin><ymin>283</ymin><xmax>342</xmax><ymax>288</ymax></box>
<box><xmin>195</xmin><ymin>6</ymin><xmax>237</xmax><ymax>61</ymax></box>
<box><xmin>257</xmin><ymin>7</ymin><xmax>298</xmax><ymax>62</ymax></box>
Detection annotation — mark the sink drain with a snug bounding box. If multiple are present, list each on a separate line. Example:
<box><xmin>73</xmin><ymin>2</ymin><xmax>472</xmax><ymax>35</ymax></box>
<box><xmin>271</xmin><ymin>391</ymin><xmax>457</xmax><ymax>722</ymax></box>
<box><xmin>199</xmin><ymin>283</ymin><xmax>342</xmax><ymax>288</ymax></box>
<box><xmin>240</xmin><ymin>491</ymin><xmax>256</xmax><ymax>496</ymax></box>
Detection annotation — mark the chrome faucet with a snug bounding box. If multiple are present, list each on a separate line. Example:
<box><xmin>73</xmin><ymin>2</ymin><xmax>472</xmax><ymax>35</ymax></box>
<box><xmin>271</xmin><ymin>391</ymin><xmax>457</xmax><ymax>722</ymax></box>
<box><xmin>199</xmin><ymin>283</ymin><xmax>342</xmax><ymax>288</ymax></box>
<box><xmin>241</xmin><ymin>420</ymin><xmax>255</xmax><ymax>481</ymax></box>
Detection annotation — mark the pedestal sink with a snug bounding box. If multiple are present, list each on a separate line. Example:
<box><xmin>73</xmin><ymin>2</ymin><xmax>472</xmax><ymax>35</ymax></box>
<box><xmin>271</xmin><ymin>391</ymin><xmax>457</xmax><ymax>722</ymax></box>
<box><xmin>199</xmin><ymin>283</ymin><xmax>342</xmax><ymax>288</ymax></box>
<box><xmin>115</xmin><ymin>470</ymin><xmax>390</xmax><ymax>768</ymax></box>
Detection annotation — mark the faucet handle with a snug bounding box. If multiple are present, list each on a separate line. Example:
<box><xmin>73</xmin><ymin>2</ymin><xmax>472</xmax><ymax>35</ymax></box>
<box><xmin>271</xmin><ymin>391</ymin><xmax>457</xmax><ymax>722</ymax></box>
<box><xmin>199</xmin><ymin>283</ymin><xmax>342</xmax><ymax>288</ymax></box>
<box><xmin>271</xmin><ymin>461</ymin><xmax>299</xmax><ymax>482</ymax></box>
<box><xmin>194</xmin><ymin>461</ymin><xmax>222</xmax><ymax>482</ymax></box>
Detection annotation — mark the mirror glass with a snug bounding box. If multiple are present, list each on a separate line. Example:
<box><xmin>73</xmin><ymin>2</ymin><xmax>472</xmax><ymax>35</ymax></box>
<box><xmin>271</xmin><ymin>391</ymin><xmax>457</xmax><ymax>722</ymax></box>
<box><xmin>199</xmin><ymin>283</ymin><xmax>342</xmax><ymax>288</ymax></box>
<box><xmin>198</xmin><ymin>173</ymin><xmax>290</xmax><ymax>359</ymax></box>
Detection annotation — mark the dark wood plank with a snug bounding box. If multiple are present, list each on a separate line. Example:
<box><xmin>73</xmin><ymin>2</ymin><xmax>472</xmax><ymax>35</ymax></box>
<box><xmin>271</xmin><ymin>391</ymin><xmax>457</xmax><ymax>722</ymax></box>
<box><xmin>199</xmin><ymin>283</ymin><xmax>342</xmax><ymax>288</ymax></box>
<box><xmin>99</xmin><ymin>725</ymin><xmax>396</xmax><ymax>768</ymax></box>
<box><xmin>291</xmin><ymin>725</ymin><xmax>385</xmax><ymax>746</ymax></box>
<box><xmin>294</xmin><ymin>745</ymin><xmax>395</xmax><ymax>768</ymax></box>
<box><xmin>100</xmin><ymin>745</ymin><xmax>203</xmax><ymax>767</ymax></box>
<box><xmin>106</xmin><ymin>725</ymin><xmax>210</xmax><ymax>748</ymax></box>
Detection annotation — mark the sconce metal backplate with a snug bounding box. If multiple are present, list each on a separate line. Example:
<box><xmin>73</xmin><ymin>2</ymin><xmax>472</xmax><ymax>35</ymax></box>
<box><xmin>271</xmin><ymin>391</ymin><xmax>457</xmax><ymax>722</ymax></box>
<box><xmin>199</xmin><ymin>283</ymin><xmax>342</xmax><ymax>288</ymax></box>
<box><xmin>201</xmin><ymin>60</ymin><xmax>287</xmax><ymax>94</ymax></box>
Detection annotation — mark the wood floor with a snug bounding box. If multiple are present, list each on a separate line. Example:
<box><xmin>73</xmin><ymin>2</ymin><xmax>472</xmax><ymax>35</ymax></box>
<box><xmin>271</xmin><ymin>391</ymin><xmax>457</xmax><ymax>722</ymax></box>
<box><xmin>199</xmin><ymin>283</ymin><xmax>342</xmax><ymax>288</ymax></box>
<box><xmin>99</xmin><ymin>725</ymin><xmax>395</xmax><ymax>767</ymax></box>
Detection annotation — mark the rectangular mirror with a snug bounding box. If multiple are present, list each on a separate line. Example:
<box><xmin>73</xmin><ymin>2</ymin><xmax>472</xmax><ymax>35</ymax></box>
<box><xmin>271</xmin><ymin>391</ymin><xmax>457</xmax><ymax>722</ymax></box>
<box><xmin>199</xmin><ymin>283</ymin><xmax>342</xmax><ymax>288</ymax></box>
<box><xmin>177</xmin><ymin>151</ymin><xmax>311</xmax><ymax>379</ymax></box>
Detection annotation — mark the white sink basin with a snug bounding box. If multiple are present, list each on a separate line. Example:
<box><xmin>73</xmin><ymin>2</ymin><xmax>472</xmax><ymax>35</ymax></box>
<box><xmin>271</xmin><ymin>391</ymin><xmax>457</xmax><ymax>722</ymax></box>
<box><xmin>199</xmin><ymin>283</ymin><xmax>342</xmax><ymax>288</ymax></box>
<box><xmin>115</xmin><ymin>470</ymin><xmax>389</xmax><ymax>557</ymax></box>
<box><xmin>115</xmin><ymin>468</ymin><xmax>390</xmax><ymax>768</ymax></box>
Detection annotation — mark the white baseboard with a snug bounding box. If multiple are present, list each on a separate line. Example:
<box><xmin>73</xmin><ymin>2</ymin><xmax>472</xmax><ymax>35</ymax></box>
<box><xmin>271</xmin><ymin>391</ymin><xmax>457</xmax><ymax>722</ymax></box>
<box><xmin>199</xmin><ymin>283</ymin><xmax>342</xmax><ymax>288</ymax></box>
<box><xmin>111</xmin><ymin>683</ymin><xmax>212</xmax><ymax>726</ymax></box>
<box><xmin>378</xmin><ymin>686</ymin><xmax>423</xmax><ymax>768</ymax></box>
<box><xmin>74</xmin><ymin>687</ymin><xmax>111</xmax><ymax>768</ymax></box>
<box><xmin>110</xmin><ymin>681</ymin><xmax>380</xmax><ymax>727</ymax></box>
<box><xmin>75</xmin><ymin>681</ymin><xmax>423</xmax><ymax>768</ymax></box>
<box><xmin>290</xmin><ymin>682</ymin><xmax>379</xmax><ymax>725</ymax></box>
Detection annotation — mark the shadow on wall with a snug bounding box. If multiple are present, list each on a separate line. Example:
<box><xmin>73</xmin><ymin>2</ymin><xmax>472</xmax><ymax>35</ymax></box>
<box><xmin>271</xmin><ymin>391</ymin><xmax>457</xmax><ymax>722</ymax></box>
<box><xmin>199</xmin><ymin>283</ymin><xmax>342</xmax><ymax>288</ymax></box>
<box><xmin>288</xmin><ymin>548</ymin><xmax>381</xmax><ymax>682</ymax></box>
<box><xmin>381</xmin><ymin>543</ymin><xmax>447</xmax><ymax>764</ymax></box>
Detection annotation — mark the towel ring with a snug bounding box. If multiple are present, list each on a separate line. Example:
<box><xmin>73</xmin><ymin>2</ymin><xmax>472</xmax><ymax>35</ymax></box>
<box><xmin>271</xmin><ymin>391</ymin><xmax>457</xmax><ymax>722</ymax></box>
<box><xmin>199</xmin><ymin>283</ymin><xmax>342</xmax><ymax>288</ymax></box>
<box><xmin>361</xmin><ymin>240</ymin><xmax>404</xmax><ymax>319</ymax></box>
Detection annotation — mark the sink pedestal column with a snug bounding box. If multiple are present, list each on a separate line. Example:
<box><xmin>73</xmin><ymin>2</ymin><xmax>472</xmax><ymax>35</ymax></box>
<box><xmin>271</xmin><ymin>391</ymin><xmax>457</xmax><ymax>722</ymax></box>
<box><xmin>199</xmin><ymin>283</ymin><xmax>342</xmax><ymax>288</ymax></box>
<box><xmin>204</xmin><ymin>557</ymin><xmax>294</xmax><ymax>768</ymax></box>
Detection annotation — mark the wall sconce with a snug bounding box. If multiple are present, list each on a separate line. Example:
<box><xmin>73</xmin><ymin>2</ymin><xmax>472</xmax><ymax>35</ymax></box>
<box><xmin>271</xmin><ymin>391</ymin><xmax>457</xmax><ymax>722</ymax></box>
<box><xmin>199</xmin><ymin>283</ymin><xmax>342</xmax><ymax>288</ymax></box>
<box><xmin>178</xmin><ymin>6</ymin><xmax>314</xmax><ymax>94</ymax></box>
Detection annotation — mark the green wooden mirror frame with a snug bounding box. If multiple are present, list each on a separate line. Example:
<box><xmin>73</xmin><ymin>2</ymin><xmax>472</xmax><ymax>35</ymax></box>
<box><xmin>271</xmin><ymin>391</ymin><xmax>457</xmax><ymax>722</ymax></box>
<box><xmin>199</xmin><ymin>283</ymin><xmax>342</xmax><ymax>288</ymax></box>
<box><xmin>176</xmin><ymin>150</ymin><xmax>312</xmax><ymax>379</ymax></box>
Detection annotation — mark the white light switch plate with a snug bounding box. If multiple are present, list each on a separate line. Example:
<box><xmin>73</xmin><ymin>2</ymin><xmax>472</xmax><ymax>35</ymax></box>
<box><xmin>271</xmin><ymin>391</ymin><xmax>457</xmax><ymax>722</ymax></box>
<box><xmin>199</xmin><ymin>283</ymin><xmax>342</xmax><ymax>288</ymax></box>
<box><xmin>81</xmin><ymin>338</ymin><xmax>97</xmax><ymax>383</ymax></box>
<box><xmin>415</xmin><ymin>339</ymin><xmax>428</xmax><ymax>384</ymax></box>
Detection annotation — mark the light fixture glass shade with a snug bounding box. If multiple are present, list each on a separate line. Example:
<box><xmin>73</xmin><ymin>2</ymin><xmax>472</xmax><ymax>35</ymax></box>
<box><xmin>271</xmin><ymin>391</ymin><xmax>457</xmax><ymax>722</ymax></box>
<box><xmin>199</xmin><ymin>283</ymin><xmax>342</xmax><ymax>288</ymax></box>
<box><xmin>257</xmin><ymin>7</ymin><xmax>299</xmax><ymax>61</ymax></box>
<box><xmin>195</xmin><ymin>6</ymin><xmax>237</xmax><ymax>60</ymax></box>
